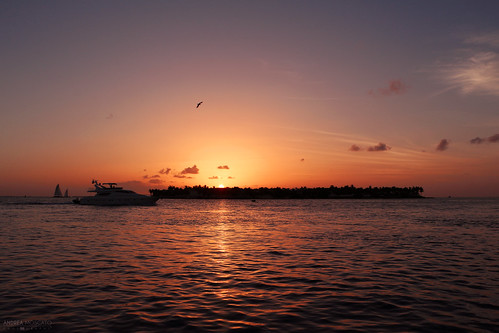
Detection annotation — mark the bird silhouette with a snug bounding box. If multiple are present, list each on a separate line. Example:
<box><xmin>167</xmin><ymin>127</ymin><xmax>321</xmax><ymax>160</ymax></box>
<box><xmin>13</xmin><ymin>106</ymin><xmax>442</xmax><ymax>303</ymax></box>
<box><xmin>196</xmin><ymin>101</ymin><xmax>203</xmax><ymax>108</ymax></box>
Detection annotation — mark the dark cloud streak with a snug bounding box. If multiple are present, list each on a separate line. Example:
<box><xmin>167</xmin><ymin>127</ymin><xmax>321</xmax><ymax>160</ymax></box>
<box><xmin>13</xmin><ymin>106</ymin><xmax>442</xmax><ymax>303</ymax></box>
<box><xmin>470</xmin><ymin>137</ymin><xmax>485</xmax><ymax>144</ymax></box>
<box><xmin>181</xmin><ymin>165</ymin><xmax>199</xmax><ymax>175</ymax></box>
<box><xmin>159</xmin><ymin>168</ymin><xmax>171</xmax><ymax>175</ymax></box>
<box><xmin>469</xmin><ymin>133</ymin><xmax>499</xmax><ymax>144</ymax></box>
<box><xmin>436</xmin><ymin>139</ymin><xmax>449</xmax><ymax>151</ymax></box>
<box><xmin>488</xmin><ymin>133</ymin><xmax>499</xmax><ymax>142</ymax></box>
<box><xmin>349</xmin><ymin>144</ymin><xmax>361</xmax><ymax>152</ymax></box>
<box><xmin>174</xmin><ymin>175</ymin><xmax>192</xmax><ymax>179</ymax></box>
<box><xmin>367</xmin><ymin>142</ymin><xmax>391</xmax><ymax>152</ymax></box>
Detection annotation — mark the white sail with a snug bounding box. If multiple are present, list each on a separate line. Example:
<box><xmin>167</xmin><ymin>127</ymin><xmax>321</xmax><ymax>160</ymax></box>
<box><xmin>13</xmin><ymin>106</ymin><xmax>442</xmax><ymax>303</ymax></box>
<box><xmin>54</xmin><ymin>184</ymin><xmax>63</xmax><ymax>197</ymax></box>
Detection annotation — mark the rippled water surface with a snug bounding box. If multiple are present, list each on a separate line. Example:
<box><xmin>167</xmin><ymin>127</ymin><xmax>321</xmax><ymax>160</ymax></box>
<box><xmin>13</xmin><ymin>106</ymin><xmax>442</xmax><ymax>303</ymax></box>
<box><xmin>1</xmin><ymin>198</ymin><xmax>498</xmax><ymax>332</ymax></box>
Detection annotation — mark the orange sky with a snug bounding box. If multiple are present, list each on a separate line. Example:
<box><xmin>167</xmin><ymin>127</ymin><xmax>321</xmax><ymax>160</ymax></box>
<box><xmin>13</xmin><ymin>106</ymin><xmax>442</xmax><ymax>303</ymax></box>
<box><xmin>1</xmin><ymin>1</ymin><xmax>498</xmax><ymax>197</ymax></box>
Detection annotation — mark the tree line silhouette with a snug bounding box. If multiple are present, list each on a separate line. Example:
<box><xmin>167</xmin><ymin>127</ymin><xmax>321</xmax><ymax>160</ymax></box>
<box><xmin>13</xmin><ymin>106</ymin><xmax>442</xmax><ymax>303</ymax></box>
<box><xmin>150</xmin><ymin>185</ymin><xmax>424</xmax><ymax>199</ymax></box>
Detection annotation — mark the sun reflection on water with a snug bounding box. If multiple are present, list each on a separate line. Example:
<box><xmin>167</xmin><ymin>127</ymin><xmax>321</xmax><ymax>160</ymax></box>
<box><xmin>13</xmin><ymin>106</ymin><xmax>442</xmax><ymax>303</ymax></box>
<box><xmin>2</xmin><ymin>198</ymin><xmax>498</xmax><ymax>331</ymax></box>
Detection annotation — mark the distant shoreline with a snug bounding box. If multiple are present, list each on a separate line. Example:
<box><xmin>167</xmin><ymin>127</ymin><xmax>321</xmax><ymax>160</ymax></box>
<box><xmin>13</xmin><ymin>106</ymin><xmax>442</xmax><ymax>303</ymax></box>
<box><xmin>150</xmin><ymin>185</ymin><xmax>424</xmax><ymax>200</ymax></box>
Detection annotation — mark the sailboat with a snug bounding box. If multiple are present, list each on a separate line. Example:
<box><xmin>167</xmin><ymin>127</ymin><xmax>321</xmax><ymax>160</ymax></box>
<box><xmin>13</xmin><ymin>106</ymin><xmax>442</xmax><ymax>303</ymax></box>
<box><xmin>53</xmin><ymin>184</ymin><xmax>63</xmax><ymax>198</ymax></box>
<box><xmin>64</xmin><ymin>189</ymin><xmax>69</xmax><ymax>198</ymax></box>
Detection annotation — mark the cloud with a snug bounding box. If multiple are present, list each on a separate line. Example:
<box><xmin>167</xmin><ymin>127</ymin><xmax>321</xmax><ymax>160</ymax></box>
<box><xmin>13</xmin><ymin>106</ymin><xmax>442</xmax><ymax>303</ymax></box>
<box><xmin>370</xmin><ymin>80</ymin><xmax>408</xmax><ymax>96</ymax></box>
<box><xmin>349</xmin><ymin>144</ymin><xmax>361</xmax><ymax>152</ymax></box>
<box><xmin>464</xmin><ymin>31</ymin><xmax>499</xmax><ymax>48</ymax></box>
<box><xmin>143</xmin><ymin>175</ymin><xmax>149</xmax><ymax>179</ymax></box>
<box><xmin>442</xmin><ymin>52</ymin><xmax>499</xmax><ymax>95</ymax></box>
<box><xmin>228</xmin><ymin>176</ymin><xmax>235</xmax><ymax>179</ymax></box>
<box><xmin>159</xmin><ymin>168</ymin><xmax>171</xmax><ymax>175</ymax></box>
<box><xmin>171</xmin><ymin>164</ymin><xmax>198</xmax><ymax>179</ymax></box>
<box><xmin>470</xmin><ymin>133</ymin><xmax>499</xmax><ymax>144</ymax></box>
<box><xmin>256</xmin><ymin>58</ymin><xmax>316</xmax><ymax>85</ymax></box>
<box><xmin>217</xmin><ymin>165</ymin><xmax>230</xmax><ymax>170</ymax></box>
<box><xmin>436</xmin><ymin>139</ymin><xmax>449</xmax><ymax>151</ymax></box>
<box><xmin>438</xmin><ymin>32</ymin><xmax>499</xmax><ymax>96</ymax></box>
<box><xmin>209</xmin><ymin>176</ymin><xmax>219</xmax><ymax>179</ymax></box>
<box><xmin>470</xmin><ymin>137</ymin><xmax>485</xmax><ymax>144</ymax></box>
<box><xmin>367</xmin><ymin>142</ymin><xmax>391</xmax><ymax>152</ymax></box>
<box><xmin>174</xmin><ymin>175</ymin><xmax>192</xmax><ymax>179</ymax></box>
<box><xmin>488</xmin><ymin>133</ymin><xmax>499</xmax><ymax>142</ymax></box>
<box><xmin>300</xmin><ymin>158</ymin><xmax>305</xmax><ymax>162</ymax></box>
<box><xmin>181</xmin><ymin>165</ymin><xmax>199</xmax><ymax>175</ymax></box>
<box><xmin>382</xmin><ymin>80</ymin><xmax>407</xmax><ymax>95</ymax></box>
<box><xmin>148</xmin><ymin>179</ymin><xmax>163</xmax><ymax>184</ymax></box>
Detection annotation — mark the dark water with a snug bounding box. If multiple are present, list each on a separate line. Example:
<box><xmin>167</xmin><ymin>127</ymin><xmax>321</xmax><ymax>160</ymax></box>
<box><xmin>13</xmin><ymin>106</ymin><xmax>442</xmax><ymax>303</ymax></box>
<box><xmin>0</xmin><ymin>198</ymin><xmax>498</xmax><ymax>332</ymax></box>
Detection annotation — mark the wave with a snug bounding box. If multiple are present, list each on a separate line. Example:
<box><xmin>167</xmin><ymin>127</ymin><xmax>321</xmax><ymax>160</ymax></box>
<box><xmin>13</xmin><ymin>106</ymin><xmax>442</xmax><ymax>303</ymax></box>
<box><xmin>0</xmin><ymin>197</ymin><xmax>74</xmax><ymax>206</ymax></box>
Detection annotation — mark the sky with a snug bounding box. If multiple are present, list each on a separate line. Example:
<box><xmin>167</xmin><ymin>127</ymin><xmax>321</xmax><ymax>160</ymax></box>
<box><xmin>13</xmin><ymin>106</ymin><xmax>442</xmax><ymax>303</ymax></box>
<box><xmin>1</xmin><ymin>0</ymin><xmax>499</xmax><ymax>197</ymax></box>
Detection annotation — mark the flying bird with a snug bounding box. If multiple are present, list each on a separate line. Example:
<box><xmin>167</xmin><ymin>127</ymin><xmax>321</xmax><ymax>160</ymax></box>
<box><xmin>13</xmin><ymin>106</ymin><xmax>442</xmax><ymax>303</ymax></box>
<box><xmin>196</xmin><ymin>101</ymin><xmax>203</xmax><ymax>108</ymax></box>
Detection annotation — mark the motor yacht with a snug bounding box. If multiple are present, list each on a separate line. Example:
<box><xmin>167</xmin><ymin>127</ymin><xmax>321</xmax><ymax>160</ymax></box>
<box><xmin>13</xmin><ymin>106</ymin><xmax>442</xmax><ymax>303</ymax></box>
<box><xmin>73</xmin><ymin>181</ymin><xmax>159</xmax><ymax>206</ymax></box>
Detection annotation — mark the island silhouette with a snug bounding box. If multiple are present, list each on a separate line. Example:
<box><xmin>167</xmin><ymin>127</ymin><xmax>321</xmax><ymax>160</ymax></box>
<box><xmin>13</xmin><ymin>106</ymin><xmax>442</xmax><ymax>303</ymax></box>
<box><xmin>150</xmin><ymin>185</ymin><xmax>424</xmax><ymax>199</ymax></box>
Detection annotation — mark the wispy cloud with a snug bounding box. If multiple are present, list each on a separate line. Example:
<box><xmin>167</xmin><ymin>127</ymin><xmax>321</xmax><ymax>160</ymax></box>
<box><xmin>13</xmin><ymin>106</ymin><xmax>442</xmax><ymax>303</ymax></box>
<box><xmin>436</xmin><ymin>139</ymin><xmax>449</xmax><ymax>151</ymax></box>
<box><xmin>209</xmin><ymin>176</ymin><xmax>219</xmax><ymax>179</ymax></box>
<box><xmin>217</xmin><ymin>165</ymin><xmax>229</xmax><ymax>170</ymax></box>
<box><xmin>441</xmin><ymin>52</ymin><xmax>499</xmax><ymax>95</ymax></box>
<box><xmin>369</xmin><ymin>80</ymin><xmax>408</xmax><ymax>96</ymax></box>
<box><xmin>286</xmin><ymin>96</ymin><xmax>338</xmax><ymax>101</ymax></box>
<box><xmin>464</xmin><ymin>31</ymin><xmax>499</xmax><ymax>48</ymax></box>
<box><xmin>256</xmin><ymin>58</ymin><xmax>323</xmax><ymax>86</ymax></box>
<box><xmin>438</xmin><ymin>32</ymin><xmax>499</xmax><ymax>96</ymax></box>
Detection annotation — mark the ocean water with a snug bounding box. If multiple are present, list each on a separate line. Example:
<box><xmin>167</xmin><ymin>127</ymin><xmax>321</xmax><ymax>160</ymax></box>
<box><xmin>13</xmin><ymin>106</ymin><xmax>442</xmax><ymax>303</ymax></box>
<box><xmin>0</xmin><ymin>197</ymin><xmax>498</xmax><ymax>332</ymax></box>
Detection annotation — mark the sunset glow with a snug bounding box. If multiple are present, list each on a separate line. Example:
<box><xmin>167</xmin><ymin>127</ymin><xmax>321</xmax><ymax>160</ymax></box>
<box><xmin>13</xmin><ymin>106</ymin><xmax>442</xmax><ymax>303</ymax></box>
<box><xmin>1</xmin><ymin>1</ymin><xmax>498</xmax><ymax>197</ymax></box>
